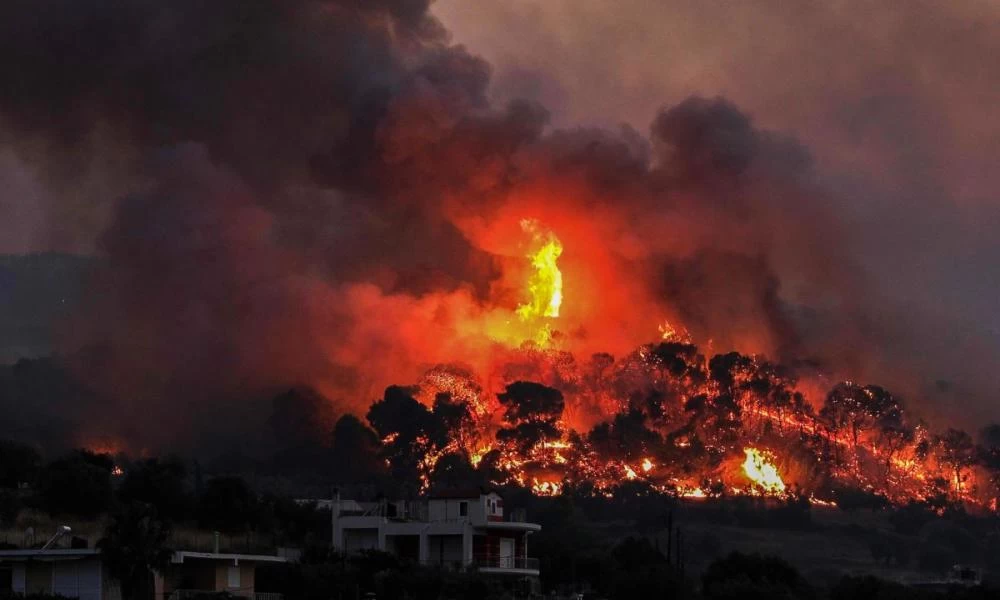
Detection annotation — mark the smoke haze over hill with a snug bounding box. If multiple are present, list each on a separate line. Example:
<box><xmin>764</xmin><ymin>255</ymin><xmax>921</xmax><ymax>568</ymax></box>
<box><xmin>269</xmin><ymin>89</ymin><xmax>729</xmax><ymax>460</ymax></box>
<box><xmin>0</xmin><ymin>0</ymin><xmax>998</xmax><ymax>453</ymax></box>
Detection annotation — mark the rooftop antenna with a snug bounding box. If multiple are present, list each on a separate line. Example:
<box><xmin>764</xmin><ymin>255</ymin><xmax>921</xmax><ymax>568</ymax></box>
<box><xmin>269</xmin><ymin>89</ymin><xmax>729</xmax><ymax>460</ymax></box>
<box><xmin>41</xmin><ymin>526</ymin><xmax>71</xmax><ymax>550</ymax></box>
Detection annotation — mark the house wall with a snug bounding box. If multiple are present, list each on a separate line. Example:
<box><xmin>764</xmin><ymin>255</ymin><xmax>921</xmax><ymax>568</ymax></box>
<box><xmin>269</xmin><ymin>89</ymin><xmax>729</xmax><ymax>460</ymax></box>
<box><xmin>342</xmin><ymin>528</ymin><xmax>380</xmax><ymax>553</ymax></box>
<box><xmin>427</xmin><ymin>535</ymin><xmax>464</xmax><ymax>566</ymax></box>
<box><xmin>474</xmin><ymin>532</ymin><xmax>528</xmax><ymax>562</ymax></box>
<box><xmin>428</xmin><ymin>498</ymin><xmax>473</xmax><ymax>522</ymax></box>
<box><xmin>53</xmin><ymin>557</ymin><xmax>103</xmax><ymax>600</ymax></box>
<box><xmin>159</xmin><ymin>560</ymin><xmax>256</xmax><ymax>598</ymax></box>
<box><xmin>6</xmin><ymin>564</ymin><xmax>25</xmax><ymax>594</ymax></box>
<box><xmin>484</xmin><ymin>493</ymin><xmax>503</xmax><ymax>522</ymax></box>
<box><xmin>428</xmin><ymin>494</ymin><xmax>502</xmax><ymax>525</ymax></box>
<box><xmin>213</xmin><ymin>562</ymin><xmax>255</xmax><ymax>595</ymax></box>
<box><xmin>159</xmin><ymin>561</ymin><xmax>216</xmax><ymax>595</ymax></box>
<box><xmin>23</xmin><ymin>562</ymin><xmax>52</xmax><ymax>595</ymax></box>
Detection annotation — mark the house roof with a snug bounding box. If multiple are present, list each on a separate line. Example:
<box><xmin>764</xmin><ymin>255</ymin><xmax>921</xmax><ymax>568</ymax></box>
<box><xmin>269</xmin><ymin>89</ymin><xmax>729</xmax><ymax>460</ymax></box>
<box><xmin>0</xmin><ymin>549</ymin><xmax>99</xmax><ymax>561</ymax></box>
<box><xmin>171</xmin><ymin>551</ymin><xmax>289</xmax><ymax>564</ymax></box>
<box><xmin>0</xmin><ymin>548</ymin><xmax>290</xmax><ymax>565</ymax></box>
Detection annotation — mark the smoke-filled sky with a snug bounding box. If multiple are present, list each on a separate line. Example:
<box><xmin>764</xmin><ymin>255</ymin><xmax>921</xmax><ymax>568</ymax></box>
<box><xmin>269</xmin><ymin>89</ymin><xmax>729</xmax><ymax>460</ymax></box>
<box><xmin>1</xmin><ymin>0</ymin><xmax>999</xmax><ymax>451</ymax></box>
<box><xmin>435</xmin><ymin>0</ymin><xmax>1000</xmax><ymax>326</ymax></box>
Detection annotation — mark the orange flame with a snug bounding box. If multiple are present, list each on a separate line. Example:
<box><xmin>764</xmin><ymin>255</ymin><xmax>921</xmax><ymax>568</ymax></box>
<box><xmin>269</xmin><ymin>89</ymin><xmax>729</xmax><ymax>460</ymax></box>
<box><xmin>516</xmin><ymin>219</ymin><xmax>563</xmax><ymax>346</ymax></box>
<box><xmin>742</xmin><ymin>447</ymin><xmax>786</xmax><ymax>494</ymax></box>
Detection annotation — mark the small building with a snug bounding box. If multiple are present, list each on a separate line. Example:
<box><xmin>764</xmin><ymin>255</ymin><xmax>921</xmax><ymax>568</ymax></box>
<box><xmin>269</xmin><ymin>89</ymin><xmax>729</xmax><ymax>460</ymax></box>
<box><xmin>154</xmin><ymin>551</ymin><xmax>289</xmax><ymax>600</ymax></box>
<box><xmin>0</xmin><ymin>547</ymin><xmax>288</xmax><ymax>600</ymax></box>
<box><xmin>0</xmin><ymin>549</ymin><xmax>118</xmax><ymax>600</ymax></box>
<box><xmin>332</xmin><ymin>488</ymin><xmax>541</xmax><ymax>592</ymax></box>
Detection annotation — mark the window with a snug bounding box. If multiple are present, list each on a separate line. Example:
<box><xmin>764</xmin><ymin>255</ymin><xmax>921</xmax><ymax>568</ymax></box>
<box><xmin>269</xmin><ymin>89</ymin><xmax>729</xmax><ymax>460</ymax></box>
<box><xmin>459</xmin><ymin>501</ymin><xmax>468</xmax><ymax>517</ymax></box>
<box><xmin>227</xmin><ymin>566</ymin><xmax>241</xmax><ymax>589</ymax></box>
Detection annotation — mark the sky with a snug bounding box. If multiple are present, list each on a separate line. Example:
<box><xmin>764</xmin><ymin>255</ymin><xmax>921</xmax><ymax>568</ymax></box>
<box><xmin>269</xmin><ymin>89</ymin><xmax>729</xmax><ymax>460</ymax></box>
<box><xmin>1</xmin><ymin>0</ymin><xmax>999</xmax><ymax>448</ymax></box>
<box><xmin>433</xmin><ymin>0</ymin><xmax>1000</xmax><ymax>421</ymax></box>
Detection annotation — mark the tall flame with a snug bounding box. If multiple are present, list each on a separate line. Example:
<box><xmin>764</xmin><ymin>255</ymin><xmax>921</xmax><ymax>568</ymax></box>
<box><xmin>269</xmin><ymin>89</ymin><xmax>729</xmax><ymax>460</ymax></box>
<box><xmin>742</xmin><ymin>447</ymin><xmax>786</xmax><ymax>494</ymax></box>
<box><xmin>515</xmin><ymin>219</ymin><xmax>563</xmax><ymax>345</ymax></box>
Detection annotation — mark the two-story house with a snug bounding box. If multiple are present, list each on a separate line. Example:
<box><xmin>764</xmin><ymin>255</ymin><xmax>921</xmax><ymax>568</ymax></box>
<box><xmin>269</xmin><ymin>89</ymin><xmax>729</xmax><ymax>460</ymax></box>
<box><xmin>332</xmin><ymin>488</ymin><xmax>540</xmax><ymax>591</ymax></box>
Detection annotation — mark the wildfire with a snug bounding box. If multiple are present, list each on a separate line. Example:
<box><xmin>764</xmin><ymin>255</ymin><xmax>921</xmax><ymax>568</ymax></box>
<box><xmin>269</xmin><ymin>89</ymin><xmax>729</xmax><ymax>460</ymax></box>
<box><xmin>681</xmin><ymin>487</ymin><xmax>708</xmax><ymax>499</ymax></box>
<box><xmin>516</xmin><ymin>219</ymin><xmax>563</xmax><ymax>346</ymax></box>
<box><xmin>470</xmin><ymin>447</ymin><xmax>491</xmax><ymax>468</ymax></box>
<box><xmin>532</xmin><ymin>479</ymin><xmax>562</xmax><ymax>496</ymax></box>
<box><xmin>657</xmin><ymin>320</ymin><xmax>691</xmax><ymax>343</ymax></box>
<box><xmin>366</xmin><ymin>220</ymin><xmax>994</xmax><ymax>513</ymax></box>
<box><xmin>742</xmin><ymin>448</ymin><xmax>786</xmax><ymax>494</ymax></box>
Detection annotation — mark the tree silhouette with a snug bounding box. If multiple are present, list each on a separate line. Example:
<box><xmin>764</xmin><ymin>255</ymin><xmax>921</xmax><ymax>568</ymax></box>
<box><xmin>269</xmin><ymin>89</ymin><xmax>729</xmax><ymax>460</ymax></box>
<box><xmin>496</xmin><ymin>381</ymin><xmax>565</xmax><ymax>453</ymax></box>
<box><xmin>936</xmin><ymin>428</ymin><xmax>976</xmax><ymax>494</ymax></box>
<box><xmin>821</xmin><ymin>383</ymin><xmax>902</xmax><ymax>465</ymax></box>
<box><xmin>36</xmin><ymin>450</ymin><xmax>113</xmax><ymax>517</ymax></box>
<box><xmin>99</xmin><ymin>502</ymin><xmax>172</xmax><ymax>600</ymax></box>
<box><xmin>367</xmin><ymin>386</ymin><xmax>442</xmax><ymax>489</ymax></box>
<box><xmin>0</xmin><ymin>439</ymin><xmax>40</xmax><ymax>489</ymax></box>
<box><xmin>118</xmin><ymin>457</ymin><xmax>191</xmax><ymax>520</ymax></box>
<box><xmin>198</xmin><ymin>476</ymin><xmax>258</xmax><ymax>533</ymax></box>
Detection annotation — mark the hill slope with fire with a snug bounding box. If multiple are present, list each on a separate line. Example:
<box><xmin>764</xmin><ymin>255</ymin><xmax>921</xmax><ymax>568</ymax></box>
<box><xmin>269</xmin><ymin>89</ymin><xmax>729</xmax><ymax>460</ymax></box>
<box><xmin>359</xmin><ymin>222</ymin><xmax>1000</xmax><ymax>513</ymax></box>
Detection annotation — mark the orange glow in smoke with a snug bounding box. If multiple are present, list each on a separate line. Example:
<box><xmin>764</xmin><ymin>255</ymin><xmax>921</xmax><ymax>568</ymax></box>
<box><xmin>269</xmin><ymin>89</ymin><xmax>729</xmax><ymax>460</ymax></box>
<box><xmin>355</xmin><ymin>205</ymin><xmax>987</xmax><ymax>511</ymax></box>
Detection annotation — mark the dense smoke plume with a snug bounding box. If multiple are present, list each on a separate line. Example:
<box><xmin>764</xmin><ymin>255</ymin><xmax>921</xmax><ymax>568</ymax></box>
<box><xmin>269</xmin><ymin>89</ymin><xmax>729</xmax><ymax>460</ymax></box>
<box><xmin>0</xmin><ymin>0</ymin><xmax>973</xmax><ymax>454</ymax></box>
<box><xmin>436</xmin><ymin>0</ymin><xmax>1000</xmax><ymax>427</ymax></box>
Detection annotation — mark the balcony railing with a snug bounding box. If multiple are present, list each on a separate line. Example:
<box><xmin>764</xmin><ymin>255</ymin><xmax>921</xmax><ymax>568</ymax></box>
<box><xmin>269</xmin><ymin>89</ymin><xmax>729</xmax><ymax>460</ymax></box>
<box><xmin>167</xmin><ymin>590</ymin><xmax>283</xmax><ymax>600</ymax></box>
<box><xmin>169</xmin><ymin>590</ymin><xmax>245</xmax><ymax>600</ymax></box>
<box><xmin>413</xmin><ymin>556</ymin><xmax>540</xmax><ymax>572</ymax></box>
<box><xmin>472</xmin><ymin>556</ymin><xmax>540</xmax><ymax>571</ymax></box>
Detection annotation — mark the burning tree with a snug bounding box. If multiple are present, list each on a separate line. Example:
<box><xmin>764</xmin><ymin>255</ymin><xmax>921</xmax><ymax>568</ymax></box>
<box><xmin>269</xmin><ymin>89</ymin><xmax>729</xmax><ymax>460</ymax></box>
<box><xmin>352</xmin><ymin>220</ymin><xmax>1000</xmax><ymax>510</ymax></box>
<box><xmin>820</xmin><ymin>383</ymin><xmax>902</xmax><ymax>467</ymax></box>
<box><xmin>935</xmin><ymin>428</ymin><xmax>977</xmax><ymax>495</ymax></box>
<box><xmin>367</xmin><ymin>386</ymin><xmax>450</xmax><ymax>491</ymax></box>
<box><xmin>495</xmin><ymin>381</ymin><xmax>566</xmax><ymax>454</ymax></box>
<box><xmin>588</xmin><ymin>409</ymin><xmax>662</xmax><ymax>464</ymax></box>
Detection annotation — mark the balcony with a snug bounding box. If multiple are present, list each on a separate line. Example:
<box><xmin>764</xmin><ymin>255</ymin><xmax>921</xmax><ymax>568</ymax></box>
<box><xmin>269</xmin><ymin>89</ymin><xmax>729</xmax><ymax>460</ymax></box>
<box><xmin>472</xmin><ymin>556</ymin><xmax>540</xmax><ymax>574</ymax></box>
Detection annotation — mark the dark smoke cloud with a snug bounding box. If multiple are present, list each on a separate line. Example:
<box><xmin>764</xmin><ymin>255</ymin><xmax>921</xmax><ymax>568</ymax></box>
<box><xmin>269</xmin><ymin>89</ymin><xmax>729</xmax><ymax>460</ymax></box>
<box><xmin>0</xmin><ymin>0</ymin><xmax>983</xmax><ymax>453</ymax></box>
<box><xmin>0</xmin><ymin>0</ymin><xmax>498</xmax><ymax>451</ymax></box>
<box><xmin>435</xmin><ymin>0</ymin><xmax>1000</xmax><ymax>425</ymax></box>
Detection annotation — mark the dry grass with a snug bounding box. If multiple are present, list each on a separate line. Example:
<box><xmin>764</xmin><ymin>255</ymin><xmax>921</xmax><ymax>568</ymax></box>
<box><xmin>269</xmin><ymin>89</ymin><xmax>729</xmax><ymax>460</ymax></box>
<box><xmin>0</xmin><ymin>509</ymin><xmax>107</xmax><ymax>548</ymax></box>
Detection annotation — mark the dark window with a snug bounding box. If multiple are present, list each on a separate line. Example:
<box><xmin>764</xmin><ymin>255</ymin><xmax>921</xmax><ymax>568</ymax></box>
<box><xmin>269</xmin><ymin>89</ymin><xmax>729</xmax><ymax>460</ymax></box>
<box><xmin>459</xmin><ymin>501</ymin><xmax>468</xmax><ymax>516</ymax></box>
<box><xmin>0</xmin><ymin>567</ymin><xmax>12</xmax><ymax>592</ymax></box>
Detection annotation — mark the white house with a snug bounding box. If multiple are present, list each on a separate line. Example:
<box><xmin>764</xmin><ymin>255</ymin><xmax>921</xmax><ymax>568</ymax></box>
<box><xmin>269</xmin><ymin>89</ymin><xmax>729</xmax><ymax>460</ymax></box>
<box><xmin>332</xmin><ymin>488</ymin><xmax>541</xmax><ymax>584</ymax></box>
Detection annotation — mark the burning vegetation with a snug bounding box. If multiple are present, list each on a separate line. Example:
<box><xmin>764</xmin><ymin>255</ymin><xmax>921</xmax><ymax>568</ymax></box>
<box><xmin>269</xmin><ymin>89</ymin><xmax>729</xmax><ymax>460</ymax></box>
<box><xmin>0</xmin><ymin>0</ymin><xmax>997</xmax><ymax>525</ymax></box>
<box><xmin>356</xmin><ymin>221</ymin><xmax>1000</xmax><ymax>513</ymax></box>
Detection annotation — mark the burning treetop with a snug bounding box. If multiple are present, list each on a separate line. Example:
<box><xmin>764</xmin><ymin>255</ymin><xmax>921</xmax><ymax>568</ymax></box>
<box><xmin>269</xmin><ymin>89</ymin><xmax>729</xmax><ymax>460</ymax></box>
<box><xmin>358</xmin><ymin>222</ymin><xmax>1000</xmax><ymax>512</ymax></box>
